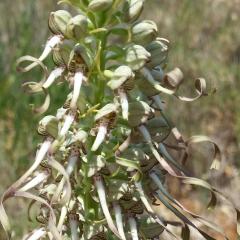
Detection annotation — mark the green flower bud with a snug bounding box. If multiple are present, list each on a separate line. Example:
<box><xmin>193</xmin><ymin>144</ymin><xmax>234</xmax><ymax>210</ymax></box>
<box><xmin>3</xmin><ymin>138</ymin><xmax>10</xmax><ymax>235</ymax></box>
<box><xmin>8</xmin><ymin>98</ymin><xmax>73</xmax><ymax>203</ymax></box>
<box><xmin>128</xmin><ymin>101</ymin><xmax>152</xmax><ymax>127</ymax></box>
<box><xmin>52</xmin><ymin>40</ymin><xmax>73</xmax><ymax>67</ymax></box>
<box><xmin>125</xmin><ymin>45</ymin><xmax>151</xmax><ymax>71</ymax></box>
<box><xmin>48</xmin><ymin>10</ymin><xmax>72</xmax><ymax>36</ymax></box>
<box><xmin>137</xmin><ymin>67</ymin><xmax>164</xmax><ymax>97</ymax></box>
<box><xmin>146</xmin><ymin>38</ymin><xmax>169</xmax><ymax>68</ymax></box>
<box><xmin>123</xmin><ymin>0</ymin><xmax>144</xmax><ymax>22</ymax></box>
<box><xmin>107</xmin><ymin>66</ymin><xmax>135</xmax><ymax>90</ymax></box>
<box><xmin>66</xmin><ymin>15</ymin><xmax>88</xmax><ymax>40</ymax></box>
<box><xmin>132</xmin><ymin>20</ymin><xmax>158</xmax><ymax>45</ymax></box>
<box><xmin>38</xmin><ymin>115</ymin><xmax>59</xmax><ymax>138</ymax></box>
<box><xmin>68</xmin><ymin>44</ymin><xmax>92</xmax><ymax>72</ymax></box>
<box><xmin>88</xmin><ymin>0</ymin><xmax>113</xmax><ymax>12</ymax></box>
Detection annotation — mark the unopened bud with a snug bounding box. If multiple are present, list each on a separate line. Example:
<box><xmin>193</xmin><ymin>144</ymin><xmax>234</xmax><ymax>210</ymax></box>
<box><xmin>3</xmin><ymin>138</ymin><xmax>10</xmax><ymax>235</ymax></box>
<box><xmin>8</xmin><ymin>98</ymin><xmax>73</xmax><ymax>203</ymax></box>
<box><xmin>88</xmin><ymin>0</ymin><xmax>113</xmax><ymax>12</ymax></box>
<box><xmin>123</xmin><ymin>0</ymin><xmax>144</xmax><ymax>22</ymax></box>
<box><xmin>48</xmin><ymin>10</ymin><xmax>72</xmax><ymax>36</ymax></box>
<box><xmin>132</xmin><ymin>20</ymin><xmax>158</xmax><ymax>45</ymax></box>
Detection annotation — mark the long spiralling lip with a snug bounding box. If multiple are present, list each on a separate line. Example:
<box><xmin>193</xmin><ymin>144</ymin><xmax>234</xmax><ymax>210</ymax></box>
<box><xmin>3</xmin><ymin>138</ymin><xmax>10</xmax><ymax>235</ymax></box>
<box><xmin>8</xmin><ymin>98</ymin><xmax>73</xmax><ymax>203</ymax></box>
<box><xmin>19</xmin><ymin>171</ymin><xmax>49</xmax><ymax>192</ymax></box>
<box><xmin>128</xmin><ymin>216</ymin><xmax>139</xmax><ymax>240</ymax></box>
<box><xmin>70</xmin><ymin>71</ymin><xmax>83</xmax><ymax>110</ymax></box>
<box><xmin>118</xmin><ymin>89</ymin><xmax>129</xmax><ymax>120</ymax></box>
<box><xmin>24</xmin><ymin>228</ymin><xmax>46</xmax><ymax>240</ymax></box>
<box><xmin>94</xmin><ymin>176</ymin><xmax>121</xmax><ymax>238</ymax></box>
<box><xmin>43</xmin><ymin>67</ymin><xmax>65</xmax><ymax>89</ymax></box>
<box><xmin>25</xmin><ymin>35</ymin><xmax>62</xmax><ymax>72</ymax></box>
<box><xmin>91</xmin><ymin>124</ymin><xmax>107</xmax><ymax>151</ymax></box>
<box><xmin>59</xmin><ymin>113</ymin><xmax>75</xmax><ymax>137</ymax></box>
<box><xmin>113</xmin><ymin>203</ymin><xmax>127</xmax><ymax>240</ymax></box>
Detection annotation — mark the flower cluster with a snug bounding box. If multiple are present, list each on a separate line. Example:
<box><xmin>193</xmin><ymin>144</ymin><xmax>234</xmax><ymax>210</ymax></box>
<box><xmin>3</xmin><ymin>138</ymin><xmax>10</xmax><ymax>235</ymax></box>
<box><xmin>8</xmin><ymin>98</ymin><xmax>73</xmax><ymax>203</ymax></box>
<box><xmin>1</xmin><ymin>0</ymin><xmax>239</xmax><ymax>239</ymax></box>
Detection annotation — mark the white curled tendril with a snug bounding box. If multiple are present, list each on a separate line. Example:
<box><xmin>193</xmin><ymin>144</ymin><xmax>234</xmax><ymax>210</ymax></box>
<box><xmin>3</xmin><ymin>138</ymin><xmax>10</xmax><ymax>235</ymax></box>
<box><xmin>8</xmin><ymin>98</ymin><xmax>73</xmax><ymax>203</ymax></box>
<box><xmin>94</xmin><ymin>176</ymin><xmax>121</xmax><ymax>238</ymax></box>
<box><xmin>118</xmin><ymin>89</ymin><xmax>129</xmax><ymax>120</ymax></box>
<box><xmin>70</xmin><ymin>71</ymin><xmax>83</xmax><ymax>110</ymax></box>
<box><xmin>19</xmin><ymin>171</ymin><xmax>49</xmax><ymax>192</ymax></box>
<box><xmin>26</xmin><ymin>35</ymin><xmax>62</xmax><ymax>71</ymax></box>
<box><xmin>59</xmin><ymin>113</ymin><xmax>75</xmax><ymax>137</ymax></box>
<box><xmin>43</xmin><ymin>67</ymin><xmax>65</xmax><ymax>89</ymax></box>
<box><xmin>113</xmin><ymin>202</ymin><xmax>127</xmax><ymax>240</ymax></box>
<box><xmin>23</xmin><ymin>228</ymin><xmax>47</xmax><ymax>240</ymax></box>
<box><xmin>91</xmin><ymin>124</ymin><xmax>108</xmax><ymax>152</ymax></box>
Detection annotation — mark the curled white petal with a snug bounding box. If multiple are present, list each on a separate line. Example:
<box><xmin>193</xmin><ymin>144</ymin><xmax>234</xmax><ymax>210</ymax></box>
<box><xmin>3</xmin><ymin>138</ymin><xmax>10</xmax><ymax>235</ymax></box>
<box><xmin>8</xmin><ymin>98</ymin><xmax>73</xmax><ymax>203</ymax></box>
<box><xmin>128</xmin><ymin>217</ymin><xmax>139</xmax><ymax>240</ymax></box>
<box><xmin>113</xmin><ymin>203</ymin><xmax>126</xmax><ymax>240</ymax></box>
<box><xmin>57</xmin><ymin>206</ymin><xmax>67</xmax><ymax>233</ymax></box>
<box><xmin>118</xmin><ymin>89</ymin><xmax>129</xmax><ymax>120</ymax></box>
<box><xmin>12</xmin><ymin>139</ymin><xmax>52</xmax><ymax>189</ymax></box>
<box><xmin>26</xmin><ymin>36</ymin><xmax>62</xmax><ymax>71</ymax></box>
<box><xmin>70</xmin><ymin>71</ymin><xmax>83</xmax><ymax>110</ymax></box>
<box><xmin>70</xmin><ymin>217</ymin><xmax>79</xmax><ymax>240</ymax></box>
<box><xmin>39</xmin><ymin>35</ymin><xmax>62</xmax><ymax>62</ymax></box>
<box><xmin>95</xmin><ymin>177</ymin><xmax>120</xmax><ymax>238</ymax></box>
<box><xmin>66</xmin><ymin>155</ymin><xmax>78</xmax><ymax>175</ymax></box>
<box><xmin>91</xmin><ymin>124</ymin><xmax>107</xmax><ymax>152</ymax></box>
<box><xmin>24</xmin><ymin>228</ymin><xmax>46</xmax><ymax>240</ymax></box>
<box><xmin>19</xmin><ymin>171</ymin><xmax>49</xmax><ymax>192</ymax></box>
<box><xmin>60</xmin><ymin>114</ymin><xmax>75</xmax><ymax>137</ymax></box>
<box><xmin>43</xmin><ymin>67</ymin><xmax>65</xmax><ymax>89</ymax></box>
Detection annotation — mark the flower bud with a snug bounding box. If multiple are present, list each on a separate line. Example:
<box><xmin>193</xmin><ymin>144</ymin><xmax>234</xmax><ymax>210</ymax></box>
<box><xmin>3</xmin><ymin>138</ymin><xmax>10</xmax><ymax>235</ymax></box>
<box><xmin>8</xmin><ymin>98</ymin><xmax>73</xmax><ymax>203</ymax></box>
<box><xmin>146</xmin><ymin>38</ymin><xmax>169</xmax><ymax>68</ymax></box>
<box><xmin>48</xmin><ymin>10</ymin><xmax>72</xmax><ymax>36</ymax></box>
<box><xmin>66</xmin><ymin>15</ymin><xmax>88</xmax><ymax>40</ymax></box>
<box><xmin>132</xmin><ymin>20</ymin><xmax>158</xmax><ymax>45</ymax></box>
<box><xmin>68</xmin><ymin>44</ymin><xmax>92</xmax><ymax>72</ymax></box>
<box><xmin>125</xmin><ymin>45</ymin><xmax>151</xmax><ymax>71</ymax></box>
<box><xmin>107</xmin><ymin>65</ymin><xmax>135</xmax><ymax>90</ymax></box>
<box><xmin>123</xmin><ymin>0</ymin><xmax>144</xmax><ymax>22</ymax></box>
<box><xmin>128</xmin><ymin>101</ymin><xmax>152</xmax><ymax>127</ymax></box>
<box><xmin>88</xmin><ymin>0</ymin><xmax>113</xmax><ymax>12</ymax></box>
<box><xmin>52</xmin><ymin>40</ymin><xmax>73</xmax><ymax>67</ymax></box>
<box><xmin>38</xmin><ymin>116</ymin><xmax>59</xmax><ymax>138</ymax></box>
<box><xmin>137</xmin><ymin>67</ymin><xmax>164</xmax><ymax>97</ymax></box>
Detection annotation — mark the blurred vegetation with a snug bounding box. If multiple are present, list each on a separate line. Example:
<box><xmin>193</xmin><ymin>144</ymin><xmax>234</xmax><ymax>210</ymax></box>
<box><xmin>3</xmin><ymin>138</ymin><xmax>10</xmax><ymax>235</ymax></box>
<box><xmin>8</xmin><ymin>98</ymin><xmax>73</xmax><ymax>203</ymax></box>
<box><xmin>0</xmin><ymin>0</ymin><xmax>239</xmax><ymax>238</ymax></box>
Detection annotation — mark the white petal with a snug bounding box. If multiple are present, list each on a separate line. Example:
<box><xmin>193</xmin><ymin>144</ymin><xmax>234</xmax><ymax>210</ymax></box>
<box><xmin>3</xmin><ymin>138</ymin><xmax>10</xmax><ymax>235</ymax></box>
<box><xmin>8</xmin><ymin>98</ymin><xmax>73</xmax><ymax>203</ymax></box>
<box><xmin>70</xmin><ymin>218</ymin><xmax>79</xmax><ymax>240</ymax></box>
<box><xmin>118</xmin><ymin>90</ymin><xmax>129</xmax><ymax>120</ymax></box>
<box><xmin>95</xmin><ymin>177</ymin><xmax>120</xmax><ymax>238</ymax></box>
<box><xmin>57</xmin><ymin>206</ymin><xmax>67</xmax><ymax>232</ymax></box>
<box><xmin>25</xmin><ymin>228</ymin><xmax>46</xmax><ymax>240</ymax></box>
<box><xmin>39</xmin><ymin>35</ymin><xmax>62</xmax><ymax>62</ymax></box>
<box><xmin>60</xmin><ymin>114</ymin><xmax>75</xmax><ymax>137</ymax></box>
<box><xmin>70</xmin><ymin>71</ymin><xmax>83</xmax><ymax>110</ymax></box>
<box><xmin>91</xmin><ymin>125</ymin><xmax>107</xmax><ymax>151</ymax></box>
<box><xmin>113</xmin><ymin>203</ymin><xmax>127</xmax><ymax>240</ymax></box>
<box><xmin>19</xmin><ymin>172</ymin><xmax>49</xmax><ymax>192</ymax></box>
<box><xmin>66</xmin><ymin>155</ymin><xmax>78</xmax><ymax>175</ymax></box>
<box><xmin>128</xmin><ymin>217</ymin><xmax>139</xmax><ymax>240</ymax></box>
<box><xmin>43</xmin><ymin>67</ymin><xmax>65</xmax><ymax>89</ymax></box>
